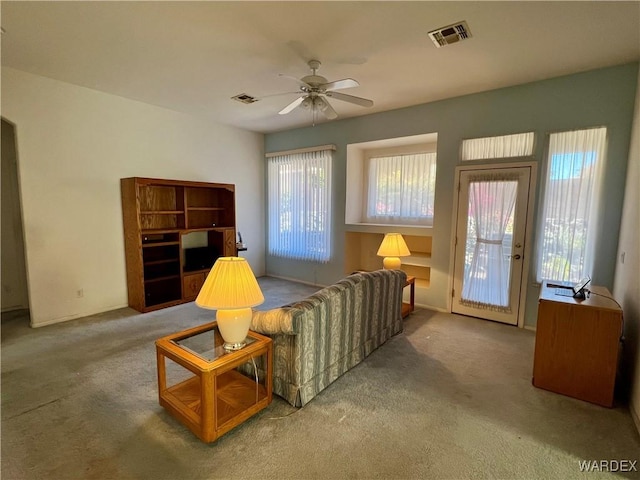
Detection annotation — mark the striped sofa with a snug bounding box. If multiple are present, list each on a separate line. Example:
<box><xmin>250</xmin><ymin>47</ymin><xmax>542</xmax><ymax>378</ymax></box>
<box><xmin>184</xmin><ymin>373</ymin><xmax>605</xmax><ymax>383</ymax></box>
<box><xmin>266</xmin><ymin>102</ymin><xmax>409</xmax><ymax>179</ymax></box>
<box><xmin>250</xmin><ymin>269</ymin><xmax>406</xmax><ymax>407</ymax></box>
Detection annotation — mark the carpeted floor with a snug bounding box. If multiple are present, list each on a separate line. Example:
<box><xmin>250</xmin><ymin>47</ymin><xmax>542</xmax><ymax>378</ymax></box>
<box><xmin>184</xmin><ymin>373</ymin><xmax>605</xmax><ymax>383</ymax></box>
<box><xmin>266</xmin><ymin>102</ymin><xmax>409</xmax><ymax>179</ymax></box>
<box><xmin>2</xmin><ymin>276</ymin><xmax>639</xmax><ymax>480</ymax></box>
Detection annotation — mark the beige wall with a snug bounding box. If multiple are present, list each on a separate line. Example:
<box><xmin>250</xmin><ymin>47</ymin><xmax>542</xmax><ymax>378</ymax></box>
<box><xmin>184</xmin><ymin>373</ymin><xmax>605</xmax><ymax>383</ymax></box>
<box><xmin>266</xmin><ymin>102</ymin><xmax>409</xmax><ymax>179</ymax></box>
<box><xmin>614</xmin><ymin>66</ymin><xmax>640</xmax><ymax>432</ymax></box>
<box><xmin>1</xmin><ymin>68</ymin><xmax>265</xmax><ymax>327</ymax></box>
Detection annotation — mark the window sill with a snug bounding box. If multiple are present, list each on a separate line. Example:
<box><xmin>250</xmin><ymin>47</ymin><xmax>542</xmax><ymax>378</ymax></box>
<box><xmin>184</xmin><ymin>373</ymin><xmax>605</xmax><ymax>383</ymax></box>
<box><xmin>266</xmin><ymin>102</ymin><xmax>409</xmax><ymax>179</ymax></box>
<box><xmin>345</xmin><ymin>223</ymin><xmax>433</xmax><ymax>236</ymax></box>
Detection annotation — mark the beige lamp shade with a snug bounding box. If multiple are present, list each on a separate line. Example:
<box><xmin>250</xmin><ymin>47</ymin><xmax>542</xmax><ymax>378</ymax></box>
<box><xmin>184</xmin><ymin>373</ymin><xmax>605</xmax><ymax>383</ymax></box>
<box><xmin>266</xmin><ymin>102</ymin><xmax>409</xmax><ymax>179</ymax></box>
<box><xmin>196</xmin><ymin>257</ymin><xmax>264</xmax><ymax>350</ymax></box>
<box><xmin>377</xmin><ymin>233</ymin><xmax>411</xmax><ymax>270</ymax></box>
<box><xmin>196</xmin><ymin>257</ymin><xmax>264</xmax><ymax>309</ymax></box>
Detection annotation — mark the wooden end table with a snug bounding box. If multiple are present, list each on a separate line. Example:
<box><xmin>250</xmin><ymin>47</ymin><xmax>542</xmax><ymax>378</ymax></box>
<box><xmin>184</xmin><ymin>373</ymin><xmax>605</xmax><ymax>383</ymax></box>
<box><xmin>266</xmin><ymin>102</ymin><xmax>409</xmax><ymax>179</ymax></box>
<box><xmin>402</xmin><ymin>275</ymin><xmax>415</xmax><ymax>318</ymax></box>
<box><xmin>155</xmin><ymin>321</ymin><xmax>272</xmax><ymax>442</ymax></box>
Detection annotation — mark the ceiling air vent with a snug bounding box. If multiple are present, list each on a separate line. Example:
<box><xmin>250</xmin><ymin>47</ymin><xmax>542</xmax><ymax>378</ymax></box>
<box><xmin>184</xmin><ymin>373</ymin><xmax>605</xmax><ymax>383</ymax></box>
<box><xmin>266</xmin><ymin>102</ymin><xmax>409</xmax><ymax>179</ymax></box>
<box><xmin>428</xmin><ymin>21</ymin><xmax>472</xmax><ymax>48</ymax></box>
<box><xmin>231</xmin><ymin>93</ymin><xmax>259</xmax><ymax>104</ymax></box>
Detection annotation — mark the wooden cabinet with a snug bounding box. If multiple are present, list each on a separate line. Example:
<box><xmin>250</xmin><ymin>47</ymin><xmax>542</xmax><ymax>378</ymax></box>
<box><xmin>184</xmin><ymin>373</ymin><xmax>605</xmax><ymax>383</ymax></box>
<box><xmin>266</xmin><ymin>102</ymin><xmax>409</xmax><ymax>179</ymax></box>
<box><xmin>532</xmin><ymin>281</ymin><xmax>623</xmax><ymax>407</ymax></box>
<box><xmin>121</xmin><ymin>177</ymin><xmax>237</xmax><ymax>312</ymax></box>
<box><xmin>183</xmin><ymin>272</ymin><xmax>205</xmax><ymax>301</ymax></box>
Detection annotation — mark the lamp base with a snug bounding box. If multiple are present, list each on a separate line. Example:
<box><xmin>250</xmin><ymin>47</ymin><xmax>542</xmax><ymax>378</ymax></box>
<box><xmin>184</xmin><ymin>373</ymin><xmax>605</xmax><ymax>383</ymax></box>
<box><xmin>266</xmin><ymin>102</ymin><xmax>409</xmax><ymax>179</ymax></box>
<box><xmin>216</xmin><ymin>308</ymin><xmax>252</xmax><ymax>350</ymax></box>
<box><xmin>223</xmin><ymin>341</ymin><xmax>247</xmax><ymax>351</ymax></box>
<box><xmin>383</xmin><ymin>257</ymin><xmax>402</xmax><ymax>269</ymax></box>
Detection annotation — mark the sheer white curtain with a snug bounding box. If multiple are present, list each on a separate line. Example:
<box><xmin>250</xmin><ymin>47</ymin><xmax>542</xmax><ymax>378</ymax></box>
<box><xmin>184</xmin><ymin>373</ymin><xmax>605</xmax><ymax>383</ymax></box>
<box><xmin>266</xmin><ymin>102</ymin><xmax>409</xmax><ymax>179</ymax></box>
<box><xmin>462</xmin><ymin>132</ymin><xmax>535</xmax><ymax>161</ymax></box>
<box><xmin>536</xmin><ymin>127</ymin><xmax>606</xmax><ymax>282</ymax></box>
<box><xmin>365</xmin><ymin>152</ymin><xmax>436</xmax><ymax>224</ymax></box>
<box><xmin>461</xmin><ymin>173</ymin><xmax>518</xmax><ymax>311</ymax></box>
<box><xmin>268</xmin><ymin>149</ymin><xmax>332</xmax><ymax>262</ymax></box>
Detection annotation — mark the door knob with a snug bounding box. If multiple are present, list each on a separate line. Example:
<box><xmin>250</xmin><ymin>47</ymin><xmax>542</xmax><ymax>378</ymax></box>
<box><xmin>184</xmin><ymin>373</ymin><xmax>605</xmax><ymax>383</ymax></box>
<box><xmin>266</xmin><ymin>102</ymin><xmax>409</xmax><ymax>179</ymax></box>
<box><xmin>512</xmin><ymin>254</ymin><xmax>522</xmax><ymax>259</ymax></box>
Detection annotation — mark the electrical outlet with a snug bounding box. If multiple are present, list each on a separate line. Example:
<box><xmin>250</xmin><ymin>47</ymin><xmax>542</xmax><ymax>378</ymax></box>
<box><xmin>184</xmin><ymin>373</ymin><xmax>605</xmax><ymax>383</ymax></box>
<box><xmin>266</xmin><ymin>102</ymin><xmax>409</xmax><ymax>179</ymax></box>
<box><xmin>77</xmin><ymin>289</ymin><xmax>84</xmax><ymax>298</ymax></box>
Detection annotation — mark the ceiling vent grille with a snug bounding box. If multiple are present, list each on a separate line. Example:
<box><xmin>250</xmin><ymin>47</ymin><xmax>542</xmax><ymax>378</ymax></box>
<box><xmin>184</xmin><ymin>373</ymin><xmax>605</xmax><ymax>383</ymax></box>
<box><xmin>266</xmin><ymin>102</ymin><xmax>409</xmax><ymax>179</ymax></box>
<box><xmin>428</xmin><ymin>21</ymin><xmax>472</xmax><ymax>48</ymax></box>
<box><xmin>231</xmin><ymin>93</ymin><xmax>259</xmax><ymax>104</ymax></box>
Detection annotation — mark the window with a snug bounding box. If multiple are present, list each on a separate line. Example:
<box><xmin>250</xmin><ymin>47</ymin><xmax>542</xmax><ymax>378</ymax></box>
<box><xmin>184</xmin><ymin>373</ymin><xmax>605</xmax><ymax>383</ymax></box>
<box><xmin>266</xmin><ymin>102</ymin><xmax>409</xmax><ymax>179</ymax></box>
<box><xmin>267</xmin><ymin>148</ymin><xmax>332</xmax><ymax>262</ymax></box>
<box><xmin>365</xmin><ymin>152</ymin><xmax>437</xmax><ymax>225</ymax></box>
<box><xmin>536</xmin><ymin>127</ymin><xmax>607</xmax><ymax>283</ymax></box>
<box><xmin>462</xmin><ymin>132</ymin><xmax>535</xmax><ymax>161</ymax></box>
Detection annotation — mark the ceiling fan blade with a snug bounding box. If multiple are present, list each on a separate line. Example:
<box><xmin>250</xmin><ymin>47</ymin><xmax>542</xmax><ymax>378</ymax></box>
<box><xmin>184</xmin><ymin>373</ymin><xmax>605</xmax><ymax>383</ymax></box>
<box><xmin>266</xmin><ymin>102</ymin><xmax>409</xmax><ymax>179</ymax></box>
<box><xmin>325</xmin><ymin>91</ymin><xmax>373</xmax><ymax>108</ymax></box>
<box><xmin>320</xmin><ymin>78</ymin><xmax>360</xmax><ymax>91</ymax></box>
<box><xmin>258</xmin><ymin>91</ymin><xmax>301</xmax><ymax>100</ymax></box>
<box><xmin>317</xmin><ymin>97</ymin><xmax>338</xmax><ymax>120</ymax></box>
<box><xmin>278</xmin><ymin>74</ymin><xmax>310</xmax><ymax>89</ymax></box>
<box><xmin>279</xmin><ymin>96</ymin><xmax>305</xmax><ymax>115</ymax></box>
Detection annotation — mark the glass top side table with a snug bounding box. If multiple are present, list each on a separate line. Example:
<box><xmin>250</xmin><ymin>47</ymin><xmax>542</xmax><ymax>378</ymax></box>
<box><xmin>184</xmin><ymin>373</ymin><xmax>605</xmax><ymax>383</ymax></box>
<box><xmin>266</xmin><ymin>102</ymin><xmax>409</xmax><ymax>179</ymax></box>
<box><xmin>155</xmin><ymin>321</ymin><xmax>272</xmax><ymax>442</ymax></box>
<box><xmin>172</xmin><ymin>324</ymin><xmax>258</xmax><ymax>362</ymax></box>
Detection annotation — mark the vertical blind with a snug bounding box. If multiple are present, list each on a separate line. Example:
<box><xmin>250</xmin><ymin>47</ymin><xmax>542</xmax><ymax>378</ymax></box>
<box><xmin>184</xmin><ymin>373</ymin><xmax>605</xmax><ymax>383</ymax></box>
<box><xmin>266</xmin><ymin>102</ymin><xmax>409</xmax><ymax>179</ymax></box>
<box><xmin>365</xmin><ymin>152</ymin><xmax>437</xmax><ymax>225</ymax></box>
<box><xmin>268</xmin><ymin>148</ymin><xmax>332</xmax><ymax>262</ymax></box>
<box><xmin>536</xmin><ymin>127</ymin><xmax>607</xmax><ymax>283</ymax></box>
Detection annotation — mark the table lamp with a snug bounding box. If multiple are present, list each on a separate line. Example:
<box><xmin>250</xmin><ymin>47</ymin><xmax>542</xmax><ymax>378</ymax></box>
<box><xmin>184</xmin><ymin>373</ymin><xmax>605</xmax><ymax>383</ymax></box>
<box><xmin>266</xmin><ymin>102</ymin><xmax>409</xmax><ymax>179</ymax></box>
<box><xmin>377</xmin><ymin>233</ymin><xmax>411</xmax><ymax>269</ymax></box>
<box><xmin>195</xmin><ymin>257</ymin><xmax>264</xmax><ymax>350</ymax></box>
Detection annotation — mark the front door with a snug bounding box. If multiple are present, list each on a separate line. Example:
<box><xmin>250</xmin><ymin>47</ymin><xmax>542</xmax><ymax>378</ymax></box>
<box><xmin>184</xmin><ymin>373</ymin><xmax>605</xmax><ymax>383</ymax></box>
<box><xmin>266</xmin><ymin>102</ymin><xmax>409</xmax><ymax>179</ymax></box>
<box><xmin>452</xmin><ymin>166</ymin><xmax>533</xmax><ymax>325</ymax></box>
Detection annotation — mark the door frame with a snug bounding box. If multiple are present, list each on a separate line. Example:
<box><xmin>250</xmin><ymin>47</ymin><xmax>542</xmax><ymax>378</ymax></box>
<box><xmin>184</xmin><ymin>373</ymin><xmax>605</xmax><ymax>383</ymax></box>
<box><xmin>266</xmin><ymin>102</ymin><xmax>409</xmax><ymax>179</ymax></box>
<box><xmin>447</xmin><ymin>161</ymin><xmax>537</xmax><ymax>328</ymax></box>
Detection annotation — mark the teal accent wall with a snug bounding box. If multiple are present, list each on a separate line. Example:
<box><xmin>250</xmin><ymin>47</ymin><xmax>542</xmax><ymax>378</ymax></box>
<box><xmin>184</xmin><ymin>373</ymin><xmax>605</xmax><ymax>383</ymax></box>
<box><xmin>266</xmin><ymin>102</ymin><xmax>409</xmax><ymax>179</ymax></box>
<box><xmin>265</xmin><ymin>63</ymin><xmax>638</xmax><ymax>327</ymax></box>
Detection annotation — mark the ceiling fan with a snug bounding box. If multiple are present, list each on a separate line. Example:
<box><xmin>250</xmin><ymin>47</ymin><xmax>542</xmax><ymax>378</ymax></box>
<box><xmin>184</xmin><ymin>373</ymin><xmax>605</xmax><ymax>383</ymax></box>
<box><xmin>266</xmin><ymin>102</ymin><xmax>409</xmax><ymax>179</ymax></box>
<box><xmin>274</xmin><ymin>60</ymin><xmax>373</xmax><ymax>120</ymax></box>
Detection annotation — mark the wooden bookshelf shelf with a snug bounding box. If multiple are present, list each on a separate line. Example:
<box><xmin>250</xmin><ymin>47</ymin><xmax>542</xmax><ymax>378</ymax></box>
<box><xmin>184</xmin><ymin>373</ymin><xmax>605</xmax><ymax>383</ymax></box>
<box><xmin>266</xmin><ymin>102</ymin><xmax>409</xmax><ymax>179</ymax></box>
<box><xmin>187</xmin><ymin>207</ymin><xmax>225</xmax><ymax>211</ymax></box>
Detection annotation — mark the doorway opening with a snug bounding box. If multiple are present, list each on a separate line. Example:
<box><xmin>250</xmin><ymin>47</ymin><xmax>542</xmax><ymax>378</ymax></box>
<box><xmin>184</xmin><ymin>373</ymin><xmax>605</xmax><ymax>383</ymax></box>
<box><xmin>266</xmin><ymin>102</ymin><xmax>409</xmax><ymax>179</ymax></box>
<box><xmin>1</xmin><ymin>118</ymin><xmax>30</xmax><ymax>323</ymax></box>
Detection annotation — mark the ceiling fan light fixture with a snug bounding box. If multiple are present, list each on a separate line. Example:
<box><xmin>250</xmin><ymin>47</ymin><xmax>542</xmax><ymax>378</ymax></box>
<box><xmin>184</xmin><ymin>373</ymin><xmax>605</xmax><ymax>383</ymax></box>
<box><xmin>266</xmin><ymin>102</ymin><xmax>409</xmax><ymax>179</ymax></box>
<box><xmin>315</xmin><ymin>97</ymin><xmax>326</xmax><ymax>111</ymax></box>
<box><xmin>301</xmin><ymin>97</ymin><xmax>313</xmax><ymax>110</ymax></box>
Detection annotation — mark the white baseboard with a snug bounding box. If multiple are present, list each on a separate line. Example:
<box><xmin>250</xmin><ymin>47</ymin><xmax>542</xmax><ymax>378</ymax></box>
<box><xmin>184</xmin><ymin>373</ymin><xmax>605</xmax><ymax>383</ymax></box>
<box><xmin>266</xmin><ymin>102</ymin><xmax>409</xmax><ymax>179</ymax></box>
<box><xmin>1</xmin><ymin>304</ymin><xmax>29</xmax><ymax>313</ymax></box>
<box><xmin>415</xmin><ymin>303</ymin><xmax>448</xmax><ymax>313</ymax></box>
<box><xmin>261</xmin><ymin>274</ymin><xmax>327</xmax><ymax>289</ymax></box>
<box><xmin>30</xmin><ymin>303</ymin><xmax>129</xmax><ymax>328</ymax></box>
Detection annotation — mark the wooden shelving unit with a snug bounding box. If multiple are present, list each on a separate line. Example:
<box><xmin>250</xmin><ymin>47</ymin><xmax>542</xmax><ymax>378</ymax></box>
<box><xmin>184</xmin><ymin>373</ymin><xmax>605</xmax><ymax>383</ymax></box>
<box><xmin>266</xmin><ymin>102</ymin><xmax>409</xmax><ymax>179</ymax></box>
<box><xmin>401</xmin><ymin>235</ymin><xmax>432</xmax><ymax>289</ymax></box>
<box><xmin>121</xmin><ymin>177</ymin><xmax>237</xmax><ymax>312</ymax></box>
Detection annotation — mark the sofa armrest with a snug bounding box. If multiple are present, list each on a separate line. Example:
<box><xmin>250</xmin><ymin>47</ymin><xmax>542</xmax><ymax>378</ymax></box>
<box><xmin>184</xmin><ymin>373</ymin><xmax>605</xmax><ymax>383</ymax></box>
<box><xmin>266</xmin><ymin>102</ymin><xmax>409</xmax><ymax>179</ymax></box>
<box><xmin>251</xmin><ymin>308</ymin><xmax>296</xmax><ymax>335</ymax></box>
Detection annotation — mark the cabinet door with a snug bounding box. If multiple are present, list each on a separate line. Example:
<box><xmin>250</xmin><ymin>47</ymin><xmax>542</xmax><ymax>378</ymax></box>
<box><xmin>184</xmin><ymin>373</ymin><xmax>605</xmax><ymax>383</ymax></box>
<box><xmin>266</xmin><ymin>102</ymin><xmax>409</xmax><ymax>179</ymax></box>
<box><xmin>183</xmin><ymin>273</ymin><xmax>205</xmax><ymax>301</ymax></box>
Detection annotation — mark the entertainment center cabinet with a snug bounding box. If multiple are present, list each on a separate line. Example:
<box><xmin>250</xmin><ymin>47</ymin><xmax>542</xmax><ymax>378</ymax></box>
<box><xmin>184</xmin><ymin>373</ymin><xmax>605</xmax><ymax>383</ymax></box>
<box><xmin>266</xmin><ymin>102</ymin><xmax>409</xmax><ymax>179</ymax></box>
<box><xmin>121</xmin><ymin>177</ymin><xmax>237</xmax><ymax>312</ymax></box>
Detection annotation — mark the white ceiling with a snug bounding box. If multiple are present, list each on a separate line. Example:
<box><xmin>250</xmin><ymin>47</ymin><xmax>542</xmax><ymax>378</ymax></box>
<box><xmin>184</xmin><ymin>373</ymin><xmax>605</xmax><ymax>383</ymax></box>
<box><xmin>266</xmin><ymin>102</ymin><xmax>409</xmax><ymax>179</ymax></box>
<box><xmin>2</xmin><ymin>1</ymin><xmax>639</xmax><ymax>134</ymax></box>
